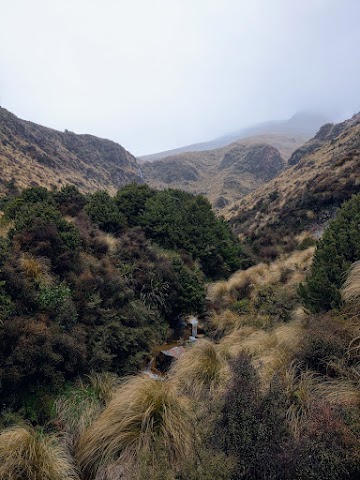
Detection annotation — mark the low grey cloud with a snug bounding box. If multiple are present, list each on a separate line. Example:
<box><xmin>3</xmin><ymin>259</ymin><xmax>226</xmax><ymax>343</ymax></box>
<box><xmin>1</xmin><ymin>0</ymin><xmax>359</xmax><ymax>155</ymax></box>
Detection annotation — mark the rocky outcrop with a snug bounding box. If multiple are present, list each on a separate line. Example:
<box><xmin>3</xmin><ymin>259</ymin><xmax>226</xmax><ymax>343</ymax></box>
<box><xmin>220</xmin><ymin>144</ymin><xmax>285</xmax><ymax>181</ymax></box>
<box><xmin>288</xmin><ymin>113</ymin><xmax>360</xmax><ymax>166</ymax></box>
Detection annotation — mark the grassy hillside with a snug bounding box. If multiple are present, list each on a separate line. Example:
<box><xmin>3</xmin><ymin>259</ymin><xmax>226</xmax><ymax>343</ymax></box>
<box><xmin>0</xmin><ymin>107</ymin><xmax>142</xmax><ymax>195</ymax></box>
<box><xmin>142</xmin><ymin>134</ymin><xmax>306</xmax><ymax>209</ymax></box>
<box><xmin>1</xmin><ymin>199</ymin><xmax>359</xmax><ymax>479</ymax></box>
<box><xmin>226</xmin><ymin>113</ymin><xmax>360</xmax><ymax>258</ymax></box>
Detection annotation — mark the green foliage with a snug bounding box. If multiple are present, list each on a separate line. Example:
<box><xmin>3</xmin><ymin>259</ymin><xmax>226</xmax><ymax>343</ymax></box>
<box><xmin>253</xmin><ymin>284</ymin><xmax>297</xmax><ymax>323</ymax></box>
<box><xmin>11</xmin><ymin>201</ymin><xmax>81</xmax><ymax>274</ymax></box>
<box><xmin>299</xmin><ymin>193</ymin><xmax>360</xmax><ymax>312</ymax></box>
<box><xmin>213</xmin><ymin>354</ymin><xmax>289</xmax><ymax>480</ymax></box>
<box><xmin>54</xmin><ymin>184</ymin><xmax>87</xmax><ymax>215</ymax></box>
<box><xmin>115</xmin><ymin>183</ymin><xmax>156</xmax><ymax>226</ymax></box>
<box><xmin>85</xmin><ymin>190</ymin><xmax>127</xmax><ymax>234</ymax></box>
<box><xmin>4</xmin><ymin>186</ymin><xmax>53</xmax><ymax>219</ymax></box>
<box><xmin>38</xmin><ymin>283</ymin><xmax>71</xmax><ymax>309</ymax></box>
<box><xmin>39</xmin><ymin>283</ymin><xmax>78</xmax><ymax>329</ymax></box>
<box><xmin>139</xmin><ymin>189</ymin><xmax>247</xmax><ymax>279</ymax></box>
<box><xmin>0</xmin><ymin>280</ymin><xmax>14</xmax><ymax>323</ymax></box>
<box><xmin>0</xmin><ymin>185</ymin><xmax>240</xmax><ymax>420</ymax></box>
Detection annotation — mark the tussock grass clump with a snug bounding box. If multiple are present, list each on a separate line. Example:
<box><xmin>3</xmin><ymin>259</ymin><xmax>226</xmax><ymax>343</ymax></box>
<box><xmin>231</xmin><ymin>248</ymin><xmax>313</xmax><ymax>296</ymax></box>
<box><xmin>19</xmin><ymin>253</ymin><xmax>52</xmax><ymax>284</ymax></box>
<box><xmin>55</xmin><ymin>372</ymin><xmax>121</xmax><ymax>443</ymax></box>
<box><xmin>342</xmin><ymin>261</ymin><xmax>360</xmax><ymax>306</ymax></box>
<box><xmin>96</xmin><ymin>231</ymin><xmax>119</xmax><ymax>255</ymax></box>
<box><xmin>76</xmin><ymin>374</ymin><xmax>193</xmax><ymax>479</ymax></box>
<box><xmin>0</xmin><ymin>217</ymin><xmax>13</xmax><ymax>238</ymax></box>
<box><xmin>0</xmin><ymin>425</ymin><xmax>78</xmax><ymax>480</ymax></box>
<box><xmin>207</xmin><ymin>248</ymin><xmax>314</xmax><ymax>324</ymax></box>
<box><xmin>315</xmin><ymin>378</ymin><xmax>360</xmax><ymax>407</ymax></box>
<box><xmin>218</xmin><ymin>319</ymin><xmax>306</xmax><ymax>387</ymax></box>
<box><xmin>209</xmin><ymin>309</ymin><xmax>250</xmax><ymax>335</ymax></box>
<box><xmin>283</xmin><ymin>364</ymin><xmax>318</xmax><ymax>438</ymax></box>
<box><xmin>170</xmin><ymin>339</ymin><xmax>229</xmax><ymax>398</ymax></box>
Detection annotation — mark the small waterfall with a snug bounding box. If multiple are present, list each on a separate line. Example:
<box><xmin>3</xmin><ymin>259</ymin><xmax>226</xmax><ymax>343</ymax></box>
<box><xmin>189</xmin><ymin>317</ymin><xmax>198</xmax><ymax>341</ymax></box>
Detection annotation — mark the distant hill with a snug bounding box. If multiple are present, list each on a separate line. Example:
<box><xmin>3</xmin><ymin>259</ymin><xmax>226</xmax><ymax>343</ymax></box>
<box><xmin>0</xmin><ymin>107</ymin><xmax>142</xmax><ymax>195</ymax></box>
<box><xmin>139</xmin><ymin>112</ymin><xmax>328</xmax><ymax>162</ymax></box>
<box><xmin>225</xmin><ymin>113</ymin><xmax>360</xmax><ymax>258</ymax></box>
<box><xmin>142</xmin><ymin>133</ymin><xmax>306</xmax><ymax>208</ymax></box>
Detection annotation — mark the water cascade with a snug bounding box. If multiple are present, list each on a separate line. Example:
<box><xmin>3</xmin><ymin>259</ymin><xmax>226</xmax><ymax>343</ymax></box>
<box><xmin>189</xmin><ymin>317</ymin><xmax>198</xmax><ymax>342</ymax></box>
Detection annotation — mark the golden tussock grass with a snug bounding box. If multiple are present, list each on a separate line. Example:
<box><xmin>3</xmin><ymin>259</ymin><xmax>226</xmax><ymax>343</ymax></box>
<box><xmin>209</xmin><ymin>309</ymin><xmax>250</xmax><ymax>335</ymax></box>
<box><xmin>218</xmin><ymin>318</ymin><xmax>307</xmax><ymax>387</ymax></box>
<box><xmin>96</xmin><ymin>232</ymin><xmax>119</xmax><ymax>255</ymax></box>
<box><xmin>19</xmin><ymin>254</ymin><xmax>52</xmax><ymax>284</ymax></box>
<box><xmin>314</xmin><ymin>378</ymin><xmax>360</xmax><ymax>407</ymax></box>
<box><xmin>0</xmin><ymin>217</ymin><xmax>13</xmax><ymax>238</ymax></box>
<box><xmin>0</xmin><ymin>425</ymin><xmax>78</xmax><ymax>480</ymax></box>
<box><xmin>274</xmin><ymin>319</ymin><xmax>305</xmax><ymax>352</ymax></box>
<box><xmin>342</xmin><ymin>261</ymin><xmax>360</xmax><ymax>306</ymax></box>
<box><xmin>207</xmin><ymin>247</ymin><xmax>314</xmax><ymax>310</ymax></box>
<box><xmin>75</xmin><ymin>374</ymin><xmax>193</xmax><ymax>479</ymax></box>
<box><xmin>170</xmin><ymin>339</ymin><xmax>230</xmax><ymax>399</ymax></box>
<box><xmin>55</xmin><ymin>372</ymin><xmax>121</xmax><ymax>443</ymax></box>
<box><xmin>283</xmin><ymin>364</ymin><xmax>318</xmax><ymax>438</ymax></box>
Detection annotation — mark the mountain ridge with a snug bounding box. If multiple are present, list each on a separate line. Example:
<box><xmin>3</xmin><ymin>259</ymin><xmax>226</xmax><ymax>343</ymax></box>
<box><xmin>0</xmin><ymin>107</ymin><xmax>142</xmax><ymax>195</ymax></box>
<box><xmin>142</xmin><ymin>133</ymin><xmax>306</xmax><ymax>209</ymax></box>
<box><xmin>139</xmin><ymin>112</ymin><xmax>328</xmax><ymax>162</ymax></box>
<box><xmin>225</xmin><ymin>112</ymin><xmax>360</xmax><ymax>258</ymax></box>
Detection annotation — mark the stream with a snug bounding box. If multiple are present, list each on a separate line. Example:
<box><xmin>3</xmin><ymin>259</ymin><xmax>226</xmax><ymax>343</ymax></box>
<box><xmin>144</xmin><ymin>316</ymin><xmax>203</xmax><ymax>376</ymax></box>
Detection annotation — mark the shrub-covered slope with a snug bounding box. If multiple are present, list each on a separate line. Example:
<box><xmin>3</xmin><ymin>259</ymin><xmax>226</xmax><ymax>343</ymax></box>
<box><xmin>0</xmin><ymin>185</ymin><xmax>245</xmax><ymax>416</ymax></box>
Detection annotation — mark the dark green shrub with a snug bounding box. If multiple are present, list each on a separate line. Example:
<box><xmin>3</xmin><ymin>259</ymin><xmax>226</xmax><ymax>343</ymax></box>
<box><xmin>139</xmin><ymin>189</ymin><xmax>248</xmax><ymax>279</ymax></box>
<box><xmin>4</xmin><ymin>186</ymin><xmax>53</xmax><ymax>219</ymax></box>
<box><xmin>299</xmin><ymin>193</ymin><xmax>360</xmax><ymax>312</ymax></box>
<box><xmin>54</xmin><ymin>185</ymin><xmax>87</xmax><ymax>216</ymax></box>
<box><xmin>85</xmin><ymin>190</ymin><xmax>127</xmax><ymax>234</ymax></box>
<box><xmin>12</xmin><ymin>202</ymin><xmax>80</xmax><ymax>274</ymax></box>
<box><xmin>115</xmin><ymin>183</ymin><xmax>156</xmax><ymax>226</ymax></box>
<box><xmin>213</xmin><ymin>355</ymin><xmax>289</xmax><ymax>480</ymax></box>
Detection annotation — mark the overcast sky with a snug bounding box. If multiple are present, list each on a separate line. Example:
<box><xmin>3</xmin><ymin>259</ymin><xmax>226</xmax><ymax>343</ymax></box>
<box><xmin>1</xmin><ymin>0</ymin><xmax>359</xmax><ymax>155</ymax></box>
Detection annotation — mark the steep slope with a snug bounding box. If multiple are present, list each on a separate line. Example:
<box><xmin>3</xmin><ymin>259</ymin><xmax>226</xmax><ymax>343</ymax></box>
<box><xmin>139</xmin><ymin>112</ymin><xmax>327</xmax><ymax>162</ymax></box>
<box><xmin>0</xmin><ymin>107</ymin><xmax>142</xmax><ymax>195</ymax></box>
<box><xmin>225</xmin><ymin>113</ymin><xmax>360</xmax><ymax>257</ymax></box>
<box><xmin>142</xmin><ymin>134</ymin><xmax>305</xmax><ymax>208</ymax></box>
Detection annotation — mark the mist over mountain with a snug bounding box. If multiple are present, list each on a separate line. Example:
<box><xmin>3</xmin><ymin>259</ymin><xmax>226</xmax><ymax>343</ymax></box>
<box><xmin>139</xmin><ymin>112</ymin><xmax>329</xmax><ymax>162</ymax></box>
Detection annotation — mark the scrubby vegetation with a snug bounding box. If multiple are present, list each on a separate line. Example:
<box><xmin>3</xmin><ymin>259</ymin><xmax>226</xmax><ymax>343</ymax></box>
<box><xmin>299</xmin><ymin>192</ymin><xmax>360</xmax><ymax>311</ymax></box>
<box><xmin>0</xmin><ymin>185</ymin><xmax>245</xmax><ymax>422</ymax></box>
<box><xmin>1</xmin><ymin>185</ymin><xmax>360</xmax><ymax>479</ymax></box>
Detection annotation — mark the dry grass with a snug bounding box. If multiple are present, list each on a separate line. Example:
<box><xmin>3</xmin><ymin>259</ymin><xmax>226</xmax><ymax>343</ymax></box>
<box><xmin>0</xmin><ymin>217</ymin><xmax>13</xmax><ymax>238</ymax></box>
<box><xmin>55</xmin><ymin>372</ymin><xmax>121</xmax><ymax>444</ymax></box>
<box><xmin>342</xmin><ymin>261</ymin><xmax>360</xmax><ymax>305</ymax></box>
<box><xmin>218</xmin><ymin>318</ymin><xmax>307</xmax><ymax>387</ymax></box>
<box><xmin>169</xmin><ymin>339</ymin><xmax>230</xmax><ymax>399</ymax></box>
<box><xmin>207</xmin><ymin>248</ymin><xmax>314</xmax><ymax>311</ymax></box>
<box><xmin>224</xmin><ymin>119</ymin><xmax>360</xmax><ymax>229</ymax></box>
<box><xmin>315</xmin><ymin>378</ymin><xmax>360</xmax><ymax>407</ymax></box>
<box><xmin>143</xmin><ymin>133</ymin><xmax>306</xmax><ymax>209</ymax></box>
<box><xmin>76</xmin><ymin>374</ymin><xmax>193</xmax><ymax>479</ymax></box>
<box><xmin>209</xmin><ymin>309</ymin><xmax>250</xmax><ymax>335</ymax></box>
<box><xmin>19</xmin><ymin>254</ymin><xmax>52</xmax><ymax>284</ymax></box>
<box><xmin>0</xmin><ymin>425</ymin><xmax>78</xmax><ymax>480</ymax></box>
<box><xmin>96</xmin><ymin>232</ymin><xmax>119</xmax><ymax>255</ymax></box>
<box><xmin>283</xmin><ymin>364</ymin><xmax>318</xmax><ymax>438</ymax></box>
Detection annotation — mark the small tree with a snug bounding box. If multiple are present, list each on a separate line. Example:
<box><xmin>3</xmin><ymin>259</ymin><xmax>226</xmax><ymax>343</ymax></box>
<box><xmin>299</xmin><ymin>193</ymin><xmax>360</xmax><ymax>312</ymax></box>
<box><xmin>85</xmin><ymin>190</ymin><xmax>127</xmax><ymax>234</ymax></box>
